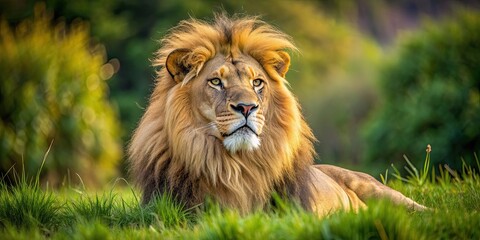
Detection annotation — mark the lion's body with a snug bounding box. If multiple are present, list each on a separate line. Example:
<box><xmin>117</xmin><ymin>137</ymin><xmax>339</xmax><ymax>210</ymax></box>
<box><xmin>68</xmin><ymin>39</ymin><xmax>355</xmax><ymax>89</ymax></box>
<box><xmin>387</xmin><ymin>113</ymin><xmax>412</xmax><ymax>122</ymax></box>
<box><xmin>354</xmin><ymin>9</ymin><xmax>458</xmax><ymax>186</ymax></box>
<box><xmin>128</xmin><ymin>14</ymin><xmax>426</xmax><ymax>216</ymax></box>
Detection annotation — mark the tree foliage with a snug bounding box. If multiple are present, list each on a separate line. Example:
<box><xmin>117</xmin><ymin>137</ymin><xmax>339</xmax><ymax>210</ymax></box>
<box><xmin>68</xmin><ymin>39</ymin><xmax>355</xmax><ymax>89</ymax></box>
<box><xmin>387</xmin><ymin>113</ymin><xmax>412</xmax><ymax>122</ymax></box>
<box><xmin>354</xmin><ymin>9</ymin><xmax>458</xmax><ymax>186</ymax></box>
<box><xmin>364</xmin><ymin>11</ymin><xmax>480</xmax><ymax>170</ymax></box>
<box><xmin>0</xmin><ymin>6</ymin><xmax>121</xmax><ymax>186</ymax></box>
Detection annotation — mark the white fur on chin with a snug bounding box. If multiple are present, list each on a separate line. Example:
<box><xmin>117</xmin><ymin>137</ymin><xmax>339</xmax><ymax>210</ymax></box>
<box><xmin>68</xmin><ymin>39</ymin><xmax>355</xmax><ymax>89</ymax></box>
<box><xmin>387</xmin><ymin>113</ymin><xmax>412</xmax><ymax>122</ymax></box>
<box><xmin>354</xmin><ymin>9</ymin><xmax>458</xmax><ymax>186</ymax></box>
<box><xmin>223</xmin><ymin>131</ymin><xmax>260</xmax><ymax>153</ymax></box>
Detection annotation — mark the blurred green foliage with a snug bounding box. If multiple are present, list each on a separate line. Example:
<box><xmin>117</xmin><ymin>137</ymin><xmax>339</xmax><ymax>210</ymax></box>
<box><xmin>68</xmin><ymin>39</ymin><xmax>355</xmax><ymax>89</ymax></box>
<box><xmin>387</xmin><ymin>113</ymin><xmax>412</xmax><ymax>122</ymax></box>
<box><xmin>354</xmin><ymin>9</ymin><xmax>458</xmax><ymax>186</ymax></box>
<box><xmin>365</xmin><ymin>11</ymin><xmax>480</xmax><ymax>170</ymax></box>
<box><xmin>0</xmin><ymin>6</ymin><xmax>121</xmax><ymax>186</ymax></box>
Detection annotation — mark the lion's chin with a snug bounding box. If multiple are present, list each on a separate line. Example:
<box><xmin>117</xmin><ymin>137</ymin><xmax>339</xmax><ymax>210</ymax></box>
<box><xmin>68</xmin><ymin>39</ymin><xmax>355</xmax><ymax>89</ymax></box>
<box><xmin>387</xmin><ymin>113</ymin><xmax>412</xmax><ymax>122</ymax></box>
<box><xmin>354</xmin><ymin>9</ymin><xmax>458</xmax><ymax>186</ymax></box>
<box><xmin>223</xmin><ymin>128</ymin><xmax>260</xmax><ymax>153</ymax></box>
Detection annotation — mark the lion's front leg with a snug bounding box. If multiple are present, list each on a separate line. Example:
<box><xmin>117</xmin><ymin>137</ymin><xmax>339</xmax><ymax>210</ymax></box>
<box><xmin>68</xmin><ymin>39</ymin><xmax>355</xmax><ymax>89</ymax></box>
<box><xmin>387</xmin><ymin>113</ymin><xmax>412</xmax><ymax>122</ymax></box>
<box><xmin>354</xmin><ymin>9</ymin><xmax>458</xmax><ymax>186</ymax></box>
<box><xmin>315</xmin><ymin>164</ymin><xmax>428</xmax><ymax>211</ymax></box>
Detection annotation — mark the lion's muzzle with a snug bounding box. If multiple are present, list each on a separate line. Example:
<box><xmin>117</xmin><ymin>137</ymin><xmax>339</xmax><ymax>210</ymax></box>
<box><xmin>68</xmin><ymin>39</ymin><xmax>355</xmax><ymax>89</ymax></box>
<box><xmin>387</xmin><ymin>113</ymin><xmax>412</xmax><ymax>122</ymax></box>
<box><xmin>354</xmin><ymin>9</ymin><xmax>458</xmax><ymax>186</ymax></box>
<box><xmin>218</xmin><ymin>106</ymin><xmax>264</xmax><ymax>153</ymax></box>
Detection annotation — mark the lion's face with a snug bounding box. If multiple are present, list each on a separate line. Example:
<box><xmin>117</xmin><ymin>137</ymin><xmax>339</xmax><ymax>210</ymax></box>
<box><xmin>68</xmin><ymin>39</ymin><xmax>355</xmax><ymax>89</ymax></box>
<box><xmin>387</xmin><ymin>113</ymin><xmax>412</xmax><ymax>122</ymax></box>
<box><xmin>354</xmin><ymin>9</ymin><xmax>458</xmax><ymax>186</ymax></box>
<box><xmin>165</xmin><ymin>45</ymin><xmax>291</xmax><ymax>154</ymax></box>
<box><xmin>187</xmin><ymin>53</ymin><xmax>269</xmax><ymax>153</ymax></box>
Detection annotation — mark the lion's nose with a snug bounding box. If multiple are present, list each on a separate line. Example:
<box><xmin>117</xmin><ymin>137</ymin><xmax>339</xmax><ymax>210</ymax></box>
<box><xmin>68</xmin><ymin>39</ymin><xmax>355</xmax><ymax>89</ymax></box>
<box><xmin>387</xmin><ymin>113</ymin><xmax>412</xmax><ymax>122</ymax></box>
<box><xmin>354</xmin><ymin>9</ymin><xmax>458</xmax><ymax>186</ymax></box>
<box><xmin>230</xmin><ymin>103</ymin><xmax>258</xmax><ymax>117</ymax></box>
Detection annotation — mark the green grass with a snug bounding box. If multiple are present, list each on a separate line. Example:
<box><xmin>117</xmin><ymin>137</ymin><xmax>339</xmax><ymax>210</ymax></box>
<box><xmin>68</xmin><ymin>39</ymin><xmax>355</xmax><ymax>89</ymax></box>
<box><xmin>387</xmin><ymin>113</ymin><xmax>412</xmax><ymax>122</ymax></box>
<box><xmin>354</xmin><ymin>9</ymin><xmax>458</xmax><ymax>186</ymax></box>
<box><xmin>1</xmin><ymin>154</ymin><xmax>479</xmax><ymax>239</ymax></box>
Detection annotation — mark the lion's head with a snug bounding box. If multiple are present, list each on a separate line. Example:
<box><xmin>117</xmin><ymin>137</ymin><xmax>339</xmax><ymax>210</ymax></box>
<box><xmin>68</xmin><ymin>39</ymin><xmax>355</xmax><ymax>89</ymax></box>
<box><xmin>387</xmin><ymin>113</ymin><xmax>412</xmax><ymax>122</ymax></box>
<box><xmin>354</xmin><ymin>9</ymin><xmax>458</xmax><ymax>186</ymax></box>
<box><xmin>129</xmin><ymin>14</ymin><xmax>315</xmax><ymax>213</ymax></box>
<box><xmin>167</xmin><ymin>49</ymin><xmax>271</xmax><ymax>153</ymax></box>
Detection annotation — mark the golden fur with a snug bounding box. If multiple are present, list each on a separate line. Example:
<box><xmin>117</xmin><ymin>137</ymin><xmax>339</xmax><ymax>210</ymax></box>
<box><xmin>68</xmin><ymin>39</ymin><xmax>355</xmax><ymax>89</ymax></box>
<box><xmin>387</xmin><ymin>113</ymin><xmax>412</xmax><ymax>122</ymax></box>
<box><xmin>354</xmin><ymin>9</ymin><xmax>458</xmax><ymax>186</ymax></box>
<box><xmin>128</xmin><ymin>14</ymin><xmax>427</xmax><ymax>215</ymax></box>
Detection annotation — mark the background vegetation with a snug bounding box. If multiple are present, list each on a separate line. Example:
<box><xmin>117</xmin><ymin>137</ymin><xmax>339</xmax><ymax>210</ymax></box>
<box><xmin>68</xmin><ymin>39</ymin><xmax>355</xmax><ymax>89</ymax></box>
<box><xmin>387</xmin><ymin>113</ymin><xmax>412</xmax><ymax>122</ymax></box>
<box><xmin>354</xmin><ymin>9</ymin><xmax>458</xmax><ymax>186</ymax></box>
<box><xmin>1</xmin><ymin>0</ymin><xmax>479</xmax><ymax>181</ymax></box>
<box><xmin>0</xmin><ymin>5</ymin><xmax>120</xmax><ymax>186</ymax></box>
<box><xmin>365</xmin><ymin>11</ymin><xmax>480</xmax><ymax>170</ymax></box>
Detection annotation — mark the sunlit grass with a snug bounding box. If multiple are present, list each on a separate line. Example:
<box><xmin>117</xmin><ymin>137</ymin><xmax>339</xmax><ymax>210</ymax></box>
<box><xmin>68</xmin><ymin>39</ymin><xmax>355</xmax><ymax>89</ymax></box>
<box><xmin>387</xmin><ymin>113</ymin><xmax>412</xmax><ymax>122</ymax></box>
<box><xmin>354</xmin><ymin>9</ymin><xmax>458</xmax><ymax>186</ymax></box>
<box><xmin>0</xmin><ymin>178</ymin><xmax>61</xmax><ymax>232</ymax></box>
<box><xmin>1</xmin><ymin>149</ymin><xmax>479</xmax><ymax>239</ymax></box>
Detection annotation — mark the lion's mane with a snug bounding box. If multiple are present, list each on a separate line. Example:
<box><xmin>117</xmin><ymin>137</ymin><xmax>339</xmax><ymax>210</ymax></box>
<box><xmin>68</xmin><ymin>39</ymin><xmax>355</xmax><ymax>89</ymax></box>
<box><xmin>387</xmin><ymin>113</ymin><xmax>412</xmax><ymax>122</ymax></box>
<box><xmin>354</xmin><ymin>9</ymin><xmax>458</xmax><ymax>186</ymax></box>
<box><xmin>128</xmin><ymin>14</ymin><xmax>316</xmax><ymax>213</ymax></box>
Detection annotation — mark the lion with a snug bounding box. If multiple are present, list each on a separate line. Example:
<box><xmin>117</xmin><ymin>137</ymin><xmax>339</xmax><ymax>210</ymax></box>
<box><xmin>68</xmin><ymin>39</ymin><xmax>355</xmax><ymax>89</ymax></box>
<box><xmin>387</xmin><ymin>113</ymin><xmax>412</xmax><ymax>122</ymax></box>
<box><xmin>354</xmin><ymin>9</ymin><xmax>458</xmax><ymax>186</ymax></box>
<box><xmin>128</xmin><ymin>14</ymin><xmax>427</xmax><ymax>216</ymax></box>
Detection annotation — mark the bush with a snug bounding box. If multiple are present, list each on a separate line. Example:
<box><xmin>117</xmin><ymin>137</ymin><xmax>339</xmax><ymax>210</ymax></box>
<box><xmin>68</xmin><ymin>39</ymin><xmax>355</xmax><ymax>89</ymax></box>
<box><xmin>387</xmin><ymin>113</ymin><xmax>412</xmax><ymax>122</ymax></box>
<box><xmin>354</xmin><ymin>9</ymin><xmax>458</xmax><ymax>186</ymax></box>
<box><xmin>0</xmin><ymin>6</ymin><xmax>121</xmax><ymax>186</ymax></box>
<box><xmin>364</xmin><ymin>11</ymin><xmax>480</xmax><ymax>171</ymax></box>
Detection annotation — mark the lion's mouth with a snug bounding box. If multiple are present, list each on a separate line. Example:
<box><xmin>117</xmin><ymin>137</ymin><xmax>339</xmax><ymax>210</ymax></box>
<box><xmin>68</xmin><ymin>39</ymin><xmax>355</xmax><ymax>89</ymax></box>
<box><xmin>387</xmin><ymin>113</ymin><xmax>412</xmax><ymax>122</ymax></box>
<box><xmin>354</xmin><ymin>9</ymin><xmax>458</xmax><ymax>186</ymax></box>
<box><xmin>222</xmin><ymin>125</ymin><xmax>261</xmax><ymax>152</ymax></box>
<box><xmin>223</xmin><ymin>125</ymin><xmax>258</xmax><ymax>138</ymax></box>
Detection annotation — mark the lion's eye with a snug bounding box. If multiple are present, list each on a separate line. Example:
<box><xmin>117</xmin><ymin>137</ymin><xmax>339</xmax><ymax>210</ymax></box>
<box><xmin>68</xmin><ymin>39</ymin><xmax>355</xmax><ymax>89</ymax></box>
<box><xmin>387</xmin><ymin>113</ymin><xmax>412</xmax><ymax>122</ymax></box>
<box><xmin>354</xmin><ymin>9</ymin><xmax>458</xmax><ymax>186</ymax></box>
<box><xmin>208</xmin><ymin>78</ymin><xmax>222</xmax><ymax>88</ymax></box>
<box><xmin>252</xmin><ymin>79</ymin><xmax>263</xmax><ymax>88</ymax></box>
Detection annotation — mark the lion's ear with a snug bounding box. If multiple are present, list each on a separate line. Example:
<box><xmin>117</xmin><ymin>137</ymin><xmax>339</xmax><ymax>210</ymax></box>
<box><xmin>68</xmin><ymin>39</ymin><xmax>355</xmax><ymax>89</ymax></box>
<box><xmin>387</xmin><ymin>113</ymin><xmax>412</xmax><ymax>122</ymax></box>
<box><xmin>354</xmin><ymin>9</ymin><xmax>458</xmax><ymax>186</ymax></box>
<box><xmin>166</xmin><ymin>48</ymin><xmax>192</xmax><ymax>83</ymax></box>
<box><xmin>274</xmin><ymin>51</ymin><xmax>291</xmax><ymax>78</ymax></box>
